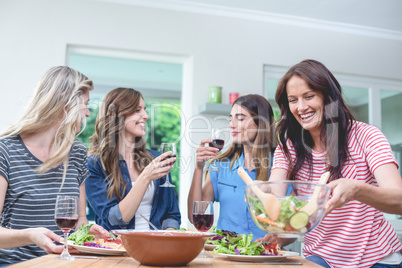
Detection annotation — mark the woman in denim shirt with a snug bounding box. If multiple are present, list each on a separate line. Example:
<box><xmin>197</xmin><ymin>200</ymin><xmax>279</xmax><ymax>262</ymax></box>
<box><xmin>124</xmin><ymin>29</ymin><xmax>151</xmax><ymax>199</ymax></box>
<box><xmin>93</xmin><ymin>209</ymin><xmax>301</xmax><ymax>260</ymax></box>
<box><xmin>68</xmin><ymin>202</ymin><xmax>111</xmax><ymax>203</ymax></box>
<box><xmin>187</xmin><ymin>94</ymin><xmax>275</xmax><ymax>239</ymax></box>
<box><xmin>86</xmin><ymin>88</ymin><xmax>180</xmax><ymax>231</ymax></box>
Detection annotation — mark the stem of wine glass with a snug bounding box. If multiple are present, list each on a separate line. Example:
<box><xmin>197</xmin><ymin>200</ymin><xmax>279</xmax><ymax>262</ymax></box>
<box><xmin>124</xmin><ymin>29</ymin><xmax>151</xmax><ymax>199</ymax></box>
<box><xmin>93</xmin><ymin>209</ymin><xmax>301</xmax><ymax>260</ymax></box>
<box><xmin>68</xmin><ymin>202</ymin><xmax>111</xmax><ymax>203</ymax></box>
<box><xmin>61</xmin><ymin>232</ymin><xmax>70</xmax><ymax>257</ymax></box>
<box><xmin>200</xmin><ymin>248</ymin><xmax>207</xmax><ymax>256</ymax></box>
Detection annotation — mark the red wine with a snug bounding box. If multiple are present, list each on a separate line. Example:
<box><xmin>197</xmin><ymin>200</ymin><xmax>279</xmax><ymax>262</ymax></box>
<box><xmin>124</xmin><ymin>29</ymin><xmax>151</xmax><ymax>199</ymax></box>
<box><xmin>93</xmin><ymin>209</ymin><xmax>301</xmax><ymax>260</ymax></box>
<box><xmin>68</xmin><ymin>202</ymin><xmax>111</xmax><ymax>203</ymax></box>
<box><xmin>192</xmin><ymin>214</ymin><xmax>214</xmax><ymax>232</ymax></box>
<box><xmin>56</xmin><ymin>217</ymin><xmax>78</xmax><ymax>232</ymax></box>
<box><xmin>209</xmin><ymin>139</ymin><xmax>224</xmax><ymax>151</ymax></box>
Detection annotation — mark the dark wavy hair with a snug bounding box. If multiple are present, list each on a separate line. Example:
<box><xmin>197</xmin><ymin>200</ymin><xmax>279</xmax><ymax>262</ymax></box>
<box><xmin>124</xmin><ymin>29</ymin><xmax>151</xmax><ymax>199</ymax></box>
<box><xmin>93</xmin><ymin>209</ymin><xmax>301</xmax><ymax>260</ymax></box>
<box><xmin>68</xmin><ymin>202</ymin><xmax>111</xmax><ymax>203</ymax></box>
<box><xmin>89</xmin><ymin>87</ymin><xmax>153</xmax><ymax>200</ymax></box>
<box><xmin>216</xmin><ymin>94</ymin><xmax>275</xmax><ymax>181</ymax></box>
<box><xmin>275</xmin><ymin>59</ymin><xmax>355</xmax><ymax>182</ymax></box>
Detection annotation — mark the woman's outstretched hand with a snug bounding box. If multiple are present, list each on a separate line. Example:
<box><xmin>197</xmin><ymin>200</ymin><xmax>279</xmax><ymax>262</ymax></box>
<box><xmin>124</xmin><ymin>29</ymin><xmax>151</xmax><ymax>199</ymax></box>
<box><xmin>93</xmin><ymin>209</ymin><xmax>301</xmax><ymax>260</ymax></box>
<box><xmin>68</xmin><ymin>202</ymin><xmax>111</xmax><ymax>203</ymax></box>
<box><xmin>325</xmin><ymin>178</ymin><xmax>361</xmax><ymax>215</ymax></box>
<box><xmin>26</xmin><ymin>227</ymin><xmax>79</xmax><ymax>254</ymax></box>
<box><xmin>88</xmin><ymin>224</ymin><xmax>110</xmax><ymax>240</ymax></box>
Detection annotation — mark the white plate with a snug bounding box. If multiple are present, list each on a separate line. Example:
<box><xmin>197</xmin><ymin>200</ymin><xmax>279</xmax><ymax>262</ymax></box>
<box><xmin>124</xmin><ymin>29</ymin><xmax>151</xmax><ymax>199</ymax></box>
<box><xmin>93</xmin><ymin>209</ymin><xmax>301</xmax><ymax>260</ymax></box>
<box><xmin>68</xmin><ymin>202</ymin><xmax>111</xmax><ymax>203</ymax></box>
<box><xmin>204</xmin><ymin>244</ymin><xmax>217</xmax><ymax>250</ymax></box>
<box><xmin>218</xmin><ymin>251</ymin><xmax>299</xmax><ymax>262</ymax></box>
<box><xmin>66</xmin><ymin>241</ymin><xmax>126</xmax><ymax>256</ymax></box>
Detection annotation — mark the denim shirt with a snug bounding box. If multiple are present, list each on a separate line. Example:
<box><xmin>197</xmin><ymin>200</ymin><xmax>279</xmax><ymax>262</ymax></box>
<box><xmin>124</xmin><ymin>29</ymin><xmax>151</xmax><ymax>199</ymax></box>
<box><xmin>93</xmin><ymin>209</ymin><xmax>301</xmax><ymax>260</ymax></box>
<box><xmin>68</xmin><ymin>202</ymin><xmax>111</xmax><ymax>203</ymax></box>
<box><xmin>209</xmin><ymin>152</ymin><xmax>267</xmax><ymax>240</ymax></box>
<box><xmin>86</xmin><ymin>150</ymin><xmax>181</xmax><ymax>230</ymax></box>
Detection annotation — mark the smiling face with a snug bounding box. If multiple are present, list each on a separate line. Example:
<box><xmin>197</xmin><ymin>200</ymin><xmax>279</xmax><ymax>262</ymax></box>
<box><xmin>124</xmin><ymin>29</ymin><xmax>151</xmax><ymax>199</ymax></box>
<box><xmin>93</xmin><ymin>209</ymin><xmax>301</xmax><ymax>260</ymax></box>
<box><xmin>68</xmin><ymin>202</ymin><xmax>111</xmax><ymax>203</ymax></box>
<box><xmin>123</xmin><ymin>98</ymin><xmax>148</xmax><ymax>140</ymax></box>
<box><xmin>287</xmin><ymin>76</ymin><xmax>325</xmax><ymax>137</ymax></box>
<box><xmin>229</xmin><ymin>104</ymin><xmax>258</xmax><ymax>146</ymax></box>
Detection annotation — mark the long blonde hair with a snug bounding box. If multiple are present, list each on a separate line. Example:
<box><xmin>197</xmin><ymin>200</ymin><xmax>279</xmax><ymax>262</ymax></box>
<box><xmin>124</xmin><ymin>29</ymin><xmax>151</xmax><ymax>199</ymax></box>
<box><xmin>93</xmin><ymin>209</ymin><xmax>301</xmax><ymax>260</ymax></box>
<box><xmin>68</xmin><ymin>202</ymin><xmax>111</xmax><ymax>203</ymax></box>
<box><xmin>1</xmin><ymin>66</ymin><xmax>93</xmax><ymax>174</ymax></box>
<box><xmin>215</xmin><ymin>94</ymin><xmax>275</xmax><ymax>181</ymax></box>
<box><xmin>89</xmin><ymin>88</ymin><xmax>153</xmax><ymax>200</ymax></box>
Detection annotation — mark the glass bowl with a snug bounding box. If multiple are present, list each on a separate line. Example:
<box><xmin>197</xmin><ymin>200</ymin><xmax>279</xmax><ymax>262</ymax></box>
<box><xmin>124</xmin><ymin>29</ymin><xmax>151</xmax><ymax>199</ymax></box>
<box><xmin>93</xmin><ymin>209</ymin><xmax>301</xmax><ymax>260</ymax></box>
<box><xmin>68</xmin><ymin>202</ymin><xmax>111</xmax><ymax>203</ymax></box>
<box><xmin>245</xmin><ymin>181</ymin><xmax>330</xmax><ymax>238</ymax></box>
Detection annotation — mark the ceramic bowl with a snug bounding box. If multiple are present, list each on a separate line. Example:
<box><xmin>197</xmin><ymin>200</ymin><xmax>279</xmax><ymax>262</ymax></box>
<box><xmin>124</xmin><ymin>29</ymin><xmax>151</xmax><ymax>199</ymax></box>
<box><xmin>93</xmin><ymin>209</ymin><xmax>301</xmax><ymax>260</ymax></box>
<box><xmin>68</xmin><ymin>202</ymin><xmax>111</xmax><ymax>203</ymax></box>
<box><xmin>245</xmin><ymin>181</ymin><xmax>330</xmax><ymax>238</ymax></box>
<box><xmin>111</xmin><ymin>230</ymin><xmax>215</xmax><ymax>266</ymax></box>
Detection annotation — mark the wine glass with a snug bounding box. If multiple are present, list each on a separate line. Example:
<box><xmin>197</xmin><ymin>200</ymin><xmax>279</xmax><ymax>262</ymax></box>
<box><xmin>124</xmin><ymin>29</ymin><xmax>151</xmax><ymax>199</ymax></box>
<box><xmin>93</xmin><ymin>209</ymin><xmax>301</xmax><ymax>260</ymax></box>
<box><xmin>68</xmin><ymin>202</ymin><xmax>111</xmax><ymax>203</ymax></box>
<box><xmin>192</xmin><ymin>201</ymin><xmax>214</xmax><ymax>258</ymax></box>
<box><xmin>159</xmin><ymin>143</ymin><xmax>176</xmax><ymax>187</ymax></box>
<box><xmin>54</xmin><ymin>195</ymin><xmax>79</xmax><ymax>260</ymax></box>
<box><xmin>206</xmin><ymin>128</ymin><xmax>225</xmax><ymax>172</ymax></box>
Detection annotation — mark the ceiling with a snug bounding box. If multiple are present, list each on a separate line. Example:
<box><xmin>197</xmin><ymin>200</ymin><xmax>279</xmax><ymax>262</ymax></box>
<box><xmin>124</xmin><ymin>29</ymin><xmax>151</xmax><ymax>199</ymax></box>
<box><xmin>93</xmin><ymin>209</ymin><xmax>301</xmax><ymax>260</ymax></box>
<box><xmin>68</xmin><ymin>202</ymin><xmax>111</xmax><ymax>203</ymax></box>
<box><xmin>77</xmin><ymin>0</ymin><xmax>402</xmax><ymax>104</ymax></box>
<box><xmin>183</xmin><ymin>0</ymin><xmax>402</xmax><ymax>32</ymax></box>
<box><xmin>93</xmin><ymin>0</ymin><xmax>402</xmax><ymax>33</ymax></box>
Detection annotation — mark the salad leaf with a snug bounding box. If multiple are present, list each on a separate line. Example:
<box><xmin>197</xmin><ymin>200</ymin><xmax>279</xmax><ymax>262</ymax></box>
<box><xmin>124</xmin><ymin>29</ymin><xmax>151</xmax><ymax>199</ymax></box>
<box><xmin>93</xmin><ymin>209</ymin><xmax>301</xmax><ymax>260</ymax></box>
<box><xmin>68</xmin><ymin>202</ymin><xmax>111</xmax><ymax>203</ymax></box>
<box><xmin>278</xmin><ymin>196</ymin><xmax>308</xmax><ymax>225</ymax></box>
<box><xmin>248</xmin><ymin>196</ymin><xmax>266</xmax><ymax>217</ymax></box>
<box><xmin>211</xmin><ymin>228</ymin><xmax>265</xmax><ymax>256</ymax></box>
<box><xmin>68</xmin><ymin>223</ymin><xmax>94</xmax><ymax>245</ymax></box>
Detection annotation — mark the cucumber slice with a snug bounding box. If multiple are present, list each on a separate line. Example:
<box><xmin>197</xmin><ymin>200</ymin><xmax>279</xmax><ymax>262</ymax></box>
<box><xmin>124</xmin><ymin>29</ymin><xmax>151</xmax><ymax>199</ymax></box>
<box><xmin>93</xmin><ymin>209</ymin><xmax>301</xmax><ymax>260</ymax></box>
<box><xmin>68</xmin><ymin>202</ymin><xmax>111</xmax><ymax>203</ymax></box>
<box><xmin>289</xmin><ymin>211</ymin><xmax>310</xmax><ymax>230</ymax></box>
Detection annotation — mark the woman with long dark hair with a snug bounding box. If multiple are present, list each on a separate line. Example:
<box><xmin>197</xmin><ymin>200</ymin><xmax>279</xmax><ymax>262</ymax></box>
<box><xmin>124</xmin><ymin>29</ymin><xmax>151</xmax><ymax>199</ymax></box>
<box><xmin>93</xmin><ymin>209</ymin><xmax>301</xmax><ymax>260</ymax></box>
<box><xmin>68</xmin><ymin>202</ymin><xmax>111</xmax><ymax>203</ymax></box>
<box><xmin>188</xmin><ymin>94</ymin><xmax>275</xmax><ymax>239</ymax></box>
<box><xmin>86</xmin><ymin>87</ymin><xmax>180</xmax><ymax>231</ymax></box>
<box><xmin>269</xmin><ymin>59</ymin><xmax>402</xmax><ymax>267</ymax></box>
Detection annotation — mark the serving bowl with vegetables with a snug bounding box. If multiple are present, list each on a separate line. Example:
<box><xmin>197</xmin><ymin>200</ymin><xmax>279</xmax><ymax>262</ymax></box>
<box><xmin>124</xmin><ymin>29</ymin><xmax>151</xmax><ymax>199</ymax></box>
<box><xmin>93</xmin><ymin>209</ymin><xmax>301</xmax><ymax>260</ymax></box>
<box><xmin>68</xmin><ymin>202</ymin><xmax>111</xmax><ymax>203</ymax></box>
<box><xmin>245</xmin><ymin>179</ymin><xmax>330</xmax><ymax>238</ymax></box>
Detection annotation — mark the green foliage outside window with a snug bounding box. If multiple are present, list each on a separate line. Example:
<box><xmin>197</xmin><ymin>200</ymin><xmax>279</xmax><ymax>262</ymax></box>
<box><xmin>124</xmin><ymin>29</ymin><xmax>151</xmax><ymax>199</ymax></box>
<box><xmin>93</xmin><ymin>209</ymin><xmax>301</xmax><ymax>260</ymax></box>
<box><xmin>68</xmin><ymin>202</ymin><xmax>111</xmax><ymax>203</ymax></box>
<box><xmin>145</xmin><ymin>101</ymin><xmax>181</xmax><ymax>195</ymax></box>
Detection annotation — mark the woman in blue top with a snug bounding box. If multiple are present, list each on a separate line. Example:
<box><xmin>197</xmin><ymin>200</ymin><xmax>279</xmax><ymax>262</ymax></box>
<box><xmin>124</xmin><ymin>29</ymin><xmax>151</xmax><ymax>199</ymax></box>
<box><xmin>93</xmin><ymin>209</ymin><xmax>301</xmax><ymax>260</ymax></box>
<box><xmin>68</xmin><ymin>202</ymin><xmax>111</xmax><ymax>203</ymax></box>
<box><xmin>188</xmin><ymin>94</ymin><xmax>275</xmax><ymax>239</ymax></box>
<box><xmin>86</xmin><ymin>88</ymin><xmax>181</xmax><ymax>231</ymax></box>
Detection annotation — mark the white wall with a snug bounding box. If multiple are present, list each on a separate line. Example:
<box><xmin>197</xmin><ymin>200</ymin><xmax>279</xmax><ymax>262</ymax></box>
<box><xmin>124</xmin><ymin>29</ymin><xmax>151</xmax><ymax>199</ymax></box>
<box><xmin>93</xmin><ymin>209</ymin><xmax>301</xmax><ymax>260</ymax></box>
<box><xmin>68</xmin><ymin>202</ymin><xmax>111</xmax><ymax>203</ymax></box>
<box><xmin>1</xmin><ymin>0</ymin><xmax>401</xmax><ymax>228</ymax></box>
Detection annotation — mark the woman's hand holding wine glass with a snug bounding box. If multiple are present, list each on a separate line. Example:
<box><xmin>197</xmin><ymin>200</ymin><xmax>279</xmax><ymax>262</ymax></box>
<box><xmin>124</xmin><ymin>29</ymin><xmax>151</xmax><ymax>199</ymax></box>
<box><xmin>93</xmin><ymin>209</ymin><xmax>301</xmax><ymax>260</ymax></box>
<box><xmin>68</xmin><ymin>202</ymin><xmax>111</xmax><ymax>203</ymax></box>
<box><xmin>137</xmin><ymin>150</ymin><xmax>175</xmax><ymax>184</ymax></box>
<box><xmin>206</xmin><ymin>129</ymin><xmax>225</xmax><ymax>172</ymax></box>
<box><xmin>54</xmin><ymin>195</ymin><xmax>78</xmax><ymax>260</ymax></box>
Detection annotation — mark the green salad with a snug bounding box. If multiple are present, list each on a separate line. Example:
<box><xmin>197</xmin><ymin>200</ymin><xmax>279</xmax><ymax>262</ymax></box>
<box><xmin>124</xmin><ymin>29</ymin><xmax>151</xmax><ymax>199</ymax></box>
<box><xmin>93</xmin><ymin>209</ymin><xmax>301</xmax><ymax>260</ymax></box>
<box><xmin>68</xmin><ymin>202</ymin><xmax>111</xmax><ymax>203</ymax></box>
<box><xmin>68</xmin><ymin>223</ymin><xmax>95</xmax><ymax>245</ymax></box>
<box><xmin>249</xmin><ymin>195</ymin><xmax>309</xmax><ymax>232</ymax></box>
<box><xmin>206</xmin><ymin>227</ymin><xmax>265</xmax><ymax>256</ymax></box>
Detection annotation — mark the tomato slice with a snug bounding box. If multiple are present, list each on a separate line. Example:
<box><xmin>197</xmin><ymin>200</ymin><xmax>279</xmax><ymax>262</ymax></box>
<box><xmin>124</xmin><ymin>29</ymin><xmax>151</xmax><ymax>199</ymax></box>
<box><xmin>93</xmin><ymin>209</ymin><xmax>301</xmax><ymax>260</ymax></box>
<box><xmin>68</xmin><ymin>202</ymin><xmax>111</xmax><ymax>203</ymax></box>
<box><xmin>262</xmin><ymin>242</ymin><xmax>280</xmax><ymax>255</ymax></box>
<box><xmin>107</xmin><ymin>238</ymin><xmax>123</xmax><ymax>245</ymax></box>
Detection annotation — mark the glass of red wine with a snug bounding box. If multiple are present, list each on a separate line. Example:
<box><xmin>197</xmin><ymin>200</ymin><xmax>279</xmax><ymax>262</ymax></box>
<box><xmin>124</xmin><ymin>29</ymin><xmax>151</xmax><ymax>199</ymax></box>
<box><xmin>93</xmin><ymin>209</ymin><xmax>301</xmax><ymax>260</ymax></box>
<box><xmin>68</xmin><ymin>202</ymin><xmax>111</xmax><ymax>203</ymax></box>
<box><xmin>206</xmin><ymin>128</ymin><xmax>225</xmax><ymax>172</ymax></box>
<box><xmin>55</xmin><ymin>195</ymin><xmax>78</xmax><ymax>260</ymax></box>
<box><xmin>192</xmin><ymin>201</ymin><xmax>214</xmax><ymax>258</ymax></box>
<box><xmin>159</xmin><ymin>143</ymin><xmax>176</xmax><ymax>187</ymax></box>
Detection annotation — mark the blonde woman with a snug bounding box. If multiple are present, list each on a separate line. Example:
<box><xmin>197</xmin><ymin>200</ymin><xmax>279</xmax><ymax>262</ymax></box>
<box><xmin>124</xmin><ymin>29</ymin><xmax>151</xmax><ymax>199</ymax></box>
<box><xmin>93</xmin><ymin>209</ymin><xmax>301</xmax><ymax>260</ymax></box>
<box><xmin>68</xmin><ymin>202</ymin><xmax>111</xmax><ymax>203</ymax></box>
<box><xmin>86</xmin><ymin>88</ymin><xmax>180</xmax><ymax>231</ymax></box>
<box><xmin>0</xmin><ymin>66</ymin><xmax>108</xmax><ymax>266</ymax></box>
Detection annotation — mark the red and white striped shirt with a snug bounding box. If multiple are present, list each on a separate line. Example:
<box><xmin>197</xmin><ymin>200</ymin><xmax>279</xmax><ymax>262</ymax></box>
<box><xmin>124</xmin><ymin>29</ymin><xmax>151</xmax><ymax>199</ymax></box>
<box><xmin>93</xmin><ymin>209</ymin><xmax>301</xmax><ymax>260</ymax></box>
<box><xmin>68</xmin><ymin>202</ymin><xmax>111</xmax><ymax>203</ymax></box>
<box><xmin>272</xmin><ymin>121</ymin><xmax>402</xmax><ymax>268</ymax></box>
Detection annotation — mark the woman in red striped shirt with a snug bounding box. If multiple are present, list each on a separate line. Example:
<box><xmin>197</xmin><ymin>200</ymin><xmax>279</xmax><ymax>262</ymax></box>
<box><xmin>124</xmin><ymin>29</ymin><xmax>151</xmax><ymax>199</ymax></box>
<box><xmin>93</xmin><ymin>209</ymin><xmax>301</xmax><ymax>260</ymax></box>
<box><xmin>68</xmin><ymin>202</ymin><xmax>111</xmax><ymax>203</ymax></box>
<box><xmin>269</xmin><ymin>59</ymin><xmax>402</xmax><ymax>267</ymax></box>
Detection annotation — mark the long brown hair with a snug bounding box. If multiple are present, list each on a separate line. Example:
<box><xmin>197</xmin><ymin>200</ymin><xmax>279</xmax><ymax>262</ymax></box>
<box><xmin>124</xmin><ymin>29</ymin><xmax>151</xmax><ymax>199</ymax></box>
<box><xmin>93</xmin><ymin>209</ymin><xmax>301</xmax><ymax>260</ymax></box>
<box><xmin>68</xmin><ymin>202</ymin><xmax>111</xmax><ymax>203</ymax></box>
<box><xmin>275</xmin><ymin>59</ymin><xmax>355</xmax><ymax>181</ymax></box>
<box><xmin>216</xmin><ymin>94</ymin><xmax>275</xmax><ymax>181</ymax></box>
<box><xmin>89</xmin><ymin>88</ymin><xmax>153</xmax><ymax>200</ymax></box>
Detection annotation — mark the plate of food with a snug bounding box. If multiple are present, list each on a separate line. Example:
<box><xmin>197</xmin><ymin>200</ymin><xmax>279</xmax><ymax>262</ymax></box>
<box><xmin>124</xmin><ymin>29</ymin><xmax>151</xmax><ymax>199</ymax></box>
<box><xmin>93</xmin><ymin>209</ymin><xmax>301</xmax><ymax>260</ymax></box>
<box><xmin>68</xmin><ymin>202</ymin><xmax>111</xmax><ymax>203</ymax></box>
<box><xmin>67</xmin><ymin>241</ymin><xmax>126</xmax><ymax>255</ymax></box>
<box><xmin>208</xmin><ymin>227</ymin><xmax>297</xmax><ymax>261</ymax></box>
<box><xmin>66</xmin><ymin>224</ymin><xmax>126</xmax><ymax>256</ymax></box>
<box><xmin>204</xmin><ymin>227</ymin><xmax>227</xmax><ymax>250</ymax></box>
<box><xmin>218</xmin><ymin>251</ymin><xmax>299</xmax><ymax>262</ymax></box>
<box><xmin>204</xmin><ymin>243</ymin><xmax>217</xmax><ymax>250</ymax></box>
